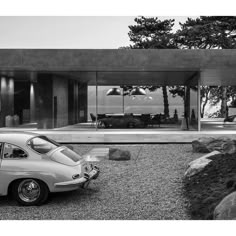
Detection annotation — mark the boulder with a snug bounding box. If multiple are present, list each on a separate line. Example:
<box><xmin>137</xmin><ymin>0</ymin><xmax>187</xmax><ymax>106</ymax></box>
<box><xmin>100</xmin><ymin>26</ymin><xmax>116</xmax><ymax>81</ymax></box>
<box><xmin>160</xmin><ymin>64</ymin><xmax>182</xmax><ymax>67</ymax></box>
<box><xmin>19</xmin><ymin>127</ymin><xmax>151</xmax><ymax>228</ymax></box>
<box><xmin>192</xmin><ymin>137</ymin><xmax>236</xmax><ymax>154</ymax></box>
<box><xmin>214</xmin><ymin>191</ymin><xmax>236</xmax><ymax>220</ymax></box>
<box><xmin>109</xmin><ymin>148</ymin><xmax>131</xmax><ymax>161</ymax></box>
<box><xmin>185</xmin><ymin>151</ymin><xmax>221</xmax><ymax>177</ymax></box>
<box><xmin>192</xmin><ymin>137</ymin><xmax>215</xmax><ymax>153</ymax></box>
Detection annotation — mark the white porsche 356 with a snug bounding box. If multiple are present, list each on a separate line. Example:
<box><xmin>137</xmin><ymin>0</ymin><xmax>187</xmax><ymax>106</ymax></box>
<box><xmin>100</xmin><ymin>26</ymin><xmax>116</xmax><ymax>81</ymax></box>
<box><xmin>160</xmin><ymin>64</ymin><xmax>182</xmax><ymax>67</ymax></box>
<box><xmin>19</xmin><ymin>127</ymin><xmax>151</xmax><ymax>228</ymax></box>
<box><xmin>0</xmin><ymin>132</ymin><xmax>99</xmax><ymax>206</ymax></box>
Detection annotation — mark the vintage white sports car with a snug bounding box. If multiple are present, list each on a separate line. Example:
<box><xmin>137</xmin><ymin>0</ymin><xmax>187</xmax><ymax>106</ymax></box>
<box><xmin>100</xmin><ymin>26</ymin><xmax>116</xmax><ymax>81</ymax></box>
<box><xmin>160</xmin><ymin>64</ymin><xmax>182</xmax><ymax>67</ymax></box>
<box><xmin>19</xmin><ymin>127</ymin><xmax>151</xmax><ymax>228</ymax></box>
<box><xmin>0</xmin><ymin>132</ymin><xmax>99</xmax><ymax>206</ymax></box>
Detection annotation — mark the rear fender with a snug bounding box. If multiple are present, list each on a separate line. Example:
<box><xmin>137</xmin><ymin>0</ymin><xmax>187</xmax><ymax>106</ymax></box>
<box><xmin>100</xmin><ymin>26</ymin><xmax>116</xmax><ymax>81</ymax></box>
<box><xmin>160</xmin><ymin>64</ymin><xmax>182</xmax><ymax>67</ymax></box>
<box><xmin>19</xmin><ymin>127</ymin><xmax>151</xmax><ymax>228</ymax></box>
<box><xmin>0</xmin><ymin>171</ymin><xmax>56</xmax><ymax>196</ymax></box>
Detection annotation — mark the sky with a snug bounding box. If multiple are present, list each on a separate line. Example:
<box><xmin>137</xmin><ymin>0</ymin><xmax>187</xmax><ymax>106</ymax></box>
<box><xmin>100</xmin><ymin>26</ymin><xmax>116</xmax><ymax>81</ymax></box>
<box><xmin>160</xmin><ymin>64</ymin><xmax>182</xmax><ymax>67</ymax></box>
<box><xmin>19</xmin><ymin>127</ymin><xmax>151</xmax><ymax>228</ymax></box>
<box><xmin>0</xmin><ymin>16</ymin><xmax>193</xmax><ymax>49</ymax></box>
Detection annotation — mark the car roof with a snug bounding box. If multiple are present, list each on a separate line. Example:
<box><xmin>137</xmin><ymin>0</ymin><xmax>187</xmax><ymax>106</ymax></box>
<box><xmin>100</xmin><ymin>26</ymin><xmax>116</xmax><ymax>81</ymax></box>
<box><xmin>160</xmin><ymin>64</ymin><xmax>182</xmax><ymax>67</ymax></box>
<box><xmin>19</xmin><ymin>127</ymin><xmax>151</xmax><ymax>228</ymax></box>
<box><xmin>0</xmin><ymin>131</ymin><xmax>40</xmax><ymax>146</ymax></box>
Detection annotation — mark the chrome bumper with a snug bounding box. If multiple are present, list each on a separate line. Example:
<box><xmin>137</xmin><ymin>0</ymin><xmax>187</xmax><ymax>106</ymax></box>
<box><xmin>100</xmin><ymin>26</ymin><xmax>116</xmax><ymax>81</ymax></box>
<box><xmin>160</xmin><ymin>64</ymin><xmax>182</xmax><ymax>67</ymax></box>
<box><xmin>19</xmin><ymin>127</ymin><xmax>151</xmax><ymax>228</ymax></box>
<box><xmin>54</xmin><ymin>166</ymin><xmax>100</xmax><ymax>187</ymax></box>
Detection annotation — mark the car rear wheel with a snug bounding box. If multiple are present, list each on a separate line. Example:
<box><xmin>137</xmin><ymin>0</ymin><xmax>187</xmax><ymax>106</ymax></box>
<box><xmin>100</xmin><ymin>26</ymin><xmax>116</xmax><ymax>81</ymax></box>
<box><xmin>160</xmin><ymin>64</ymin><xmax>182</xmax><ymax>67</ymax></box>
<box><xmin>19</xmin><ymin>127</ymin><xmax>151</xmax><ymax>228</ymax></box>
<box><xmin>12</xmin><ymin>179</ymin><xmax>49</xmax><ymax>206</ymax></box>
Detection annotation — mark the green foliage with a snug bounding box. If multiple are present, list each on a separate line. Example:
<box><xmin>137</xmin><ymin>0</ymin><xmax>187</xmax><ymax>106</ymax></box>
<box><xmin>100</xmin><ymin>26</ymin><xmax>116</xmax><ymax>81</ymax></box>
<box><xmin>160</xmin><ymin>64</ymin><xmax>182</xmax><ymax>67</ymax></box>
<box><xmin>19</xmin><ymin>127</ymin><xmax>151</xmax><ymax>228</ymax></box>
<box><xmin>127</xmin><ymin>16</ymin><xmax>177</xmax><ymax>117</ymax></box>
<box><xmin>208</xmin><ymin>110</ymin><xmax>222</xmax><ymax>118</ymax></box>
<box><xmin>125</xmin><ymin>16</ymin><xmax>236</xmax><ymax>118</ymax></box>
<box><xmin>128</xmin><ymin>16</ymin><xmax>177</xmax><ymax>49</ymax></box>
<box><xmin>230</xmin><ymin>99</ymin><xmax>236</xmax><ymax>107</ymax></box>
<box><xmin>175</xmin><ymin>16</ymin><xmax>236</xmax><ymax>49</ymax></box>
<box><xmin>169</xmin><ymin>86</ymin><xmax>185</xmax><ymax>98</ymax></box>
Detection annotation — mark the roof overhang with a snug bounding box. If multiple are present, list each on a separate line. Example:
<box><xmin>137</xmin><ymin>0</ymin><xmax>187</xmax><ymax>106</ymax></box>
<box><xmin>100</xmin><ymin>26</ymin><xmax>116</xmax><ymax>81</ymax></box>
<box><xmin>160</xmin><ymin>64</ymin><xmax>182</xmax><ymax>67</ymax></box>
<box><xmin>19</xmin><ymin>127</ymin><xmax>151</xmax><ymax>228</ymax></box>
<box><xmin>0</xmin><ymin>49</ymin><xmax>236</xmax><ymax>85</ymax></box>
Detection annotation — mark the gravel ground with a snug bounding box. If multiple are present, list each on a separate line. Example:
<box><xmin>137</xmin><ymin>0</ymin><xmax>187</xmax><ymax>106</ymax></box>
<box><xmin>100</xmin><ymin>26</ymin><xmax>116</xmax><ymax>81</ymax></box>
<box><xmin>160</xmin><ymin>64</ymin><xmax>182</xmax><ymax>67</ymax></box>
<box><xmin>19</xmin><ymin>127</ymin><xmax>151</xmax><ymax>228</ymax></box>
<box><xmin>0</xmin><ymin>144</ymin><xmax>201</xmax><ymax>220</ymax></box>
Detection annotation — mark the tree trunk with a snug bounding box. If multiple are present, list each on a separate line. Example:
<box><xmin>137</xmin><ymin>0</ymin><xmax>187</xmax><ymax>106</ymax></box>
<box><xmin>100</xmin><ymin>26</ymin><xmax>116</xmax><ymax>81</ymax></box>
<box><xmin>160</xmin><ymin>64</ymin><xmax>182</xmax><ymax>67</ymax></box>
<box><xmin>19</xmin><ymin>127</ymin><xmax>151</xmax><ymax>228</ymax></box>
<box><xmin>185</xmin><ymin>86</ymin><xmax>191</xmax><ymax>117</ymax></box>
<box><xmin>201</xmin><ymin>98</ymin><xmax>208</xmax><ymax>118</ymax></box>
<box><xmin>221</xmin><ymin>86</ymin><xmax>227</xmax><ymax>118</ymax></box>
<box><xmin>162</xmin><ymin>86</ymin><xmax>169</xmax><ymax>117</ymax></box>
<box><xmin>183</xmin><ymin>86</ymin><xmax>191</xmax><ymax>130</ymax></box>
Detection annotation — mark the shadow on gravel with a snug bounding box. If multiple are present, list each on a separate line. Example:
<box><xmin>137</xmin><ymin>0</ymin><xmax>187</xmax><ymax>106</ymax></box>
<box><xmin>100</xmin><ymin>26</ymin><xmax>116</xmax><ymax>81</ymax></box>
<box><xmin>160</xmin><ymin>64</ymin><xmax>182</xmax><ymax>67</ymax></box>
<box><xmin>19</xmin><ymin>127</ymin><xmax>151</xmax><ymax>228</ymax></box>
<box><xmin>49</xmin><ymin>187</ymin><xmax>99</xmax><ymax>204</ymax></box>
<box><xmin>0</xmin><ymin>196</ymin><xmax>16</xmax><ymax>206</ymax></box>
<box><xmin>0</xmin><ymin>187</ymin><xmax>99</xmax><ymax>207</ymax></box>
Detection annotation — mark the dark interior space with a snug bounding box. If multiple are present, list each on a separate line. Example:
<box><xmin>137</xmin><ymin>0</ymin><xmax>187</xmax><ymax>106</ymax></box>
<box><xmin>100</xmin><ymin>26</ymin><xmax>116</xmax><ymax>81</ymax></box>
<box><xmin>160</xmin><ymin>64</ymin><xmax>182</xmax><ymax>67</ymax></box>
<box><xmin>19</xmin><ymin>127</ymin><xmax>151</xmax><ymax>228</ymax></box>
<box><xmin>35</xmin><ymin>73</ymin><xmax>53</xmax><ymax>129</ymax></box>
<box><xmin>14</xmin><ymin>81</ymin><xmax>30</xmax><ymax>124</ymax></box>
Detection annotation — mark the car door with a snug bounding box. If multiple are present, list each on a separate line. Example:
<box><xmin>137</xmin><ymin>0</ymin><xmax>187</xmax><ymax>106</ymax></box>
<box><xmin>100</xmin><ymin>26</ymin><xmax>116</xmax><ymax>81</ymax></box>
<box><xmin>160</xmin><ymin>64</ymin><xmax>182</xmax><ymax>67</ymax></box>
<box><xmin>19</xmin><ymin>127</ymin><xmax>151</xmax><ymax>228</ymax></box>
<box><xmin>1</xmin><ymin>143</ymin><xmax>28</xmax><ymax>170</ymax></box>
<box><xmin>0</xmin><ymin>143</ymin><xmax>29</xmax><ymax>196</ymax></box>
<box><xmin>0</xmin><ymin>142</ymin><xmax>5</xmax><ymax>195</ymax></box>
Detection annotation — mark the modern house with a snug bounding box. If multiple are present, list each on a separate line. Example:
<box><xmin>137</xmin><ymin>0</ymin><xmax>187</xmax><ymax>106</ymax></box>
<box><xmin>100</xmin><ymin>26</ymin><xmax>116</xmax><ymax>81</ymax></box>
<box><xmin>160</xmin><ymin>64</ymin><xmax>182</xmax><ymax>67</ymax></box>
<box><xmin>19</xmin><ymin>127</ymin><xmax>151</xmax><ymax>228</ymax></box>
<box><xmin>0</xmin><ymin>49</ymin><xmax>236</xmax><ymax>143</ymax></box>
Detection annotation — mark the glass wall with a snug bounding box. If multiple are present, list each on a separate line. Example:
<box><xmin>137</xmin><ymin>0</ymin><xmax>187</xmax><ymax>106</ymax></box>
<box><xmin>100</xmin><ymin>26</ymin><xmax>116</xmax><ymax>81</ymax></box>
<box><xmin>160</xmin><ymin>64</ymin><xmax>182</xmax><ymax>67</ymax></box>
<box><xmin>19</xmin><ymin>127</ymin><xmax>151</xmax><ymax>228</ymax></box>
<box><xmin>0</xmin><ymin>70</ymin><xmax>199</xmax><ymax>131</ymax></box>
<box><xmin>200</xmin><ymin>86</ymin><xmax>236</xmax><ymax>131</ymax></box>
<box><xmin>96</xmin><ymin>70</ymin><xmax>198</xmax><ymax>130</ymax></box>
<box><xmin>96</xmin><ymin>84</ymin><xmax>185</xmax><ymax>129</ymax></box>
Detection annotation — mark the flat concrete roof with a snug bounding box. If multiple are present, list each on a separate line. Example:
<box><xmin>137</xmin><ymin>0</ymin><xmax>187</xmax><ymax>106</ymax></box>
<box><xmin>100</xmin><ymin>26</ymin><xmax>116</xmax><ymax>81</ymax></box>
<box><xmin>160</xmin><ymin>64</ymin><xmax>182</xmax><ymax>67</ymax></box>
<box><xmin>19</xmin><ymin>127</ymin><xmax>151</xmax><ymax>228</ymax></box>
<box><xmin>0</xmin><ymin>49</ymin><xmax>236</xmax><ymax>71</ymax></box>
<box><xmin>1</xmin><ymin>49</ymin><xmax>236</xmax><ymax>85</ymax></box>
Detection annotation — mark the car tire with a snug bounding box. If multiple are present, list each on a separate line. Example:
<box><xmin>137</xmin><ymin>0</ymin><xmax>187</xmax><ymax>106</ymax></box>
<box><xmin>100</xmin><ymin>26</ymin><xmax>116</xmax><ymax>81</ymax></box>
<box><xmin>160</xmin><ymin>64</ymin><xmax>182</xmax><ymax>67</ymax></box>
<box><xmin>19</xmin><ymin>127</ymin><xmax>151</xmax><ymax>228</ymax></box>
<box><xmin>11</xmin><ymin>179</ymin><xmax>49</xmax><ymax>206</ymax></box>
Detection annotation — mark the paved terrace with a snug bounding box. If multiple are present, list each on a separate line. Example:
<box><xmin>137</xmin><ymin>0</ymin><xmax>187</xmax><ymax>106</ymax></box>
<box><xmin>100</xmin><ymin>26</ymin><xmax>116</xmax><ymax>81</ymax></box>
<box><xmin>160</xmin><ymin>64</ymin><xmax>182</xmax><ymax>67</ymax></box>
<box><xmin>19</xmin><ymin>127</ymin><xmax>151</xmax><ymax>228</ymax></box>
<box><xmin>41</xmin><ymin>130</ymin><xmax>236</xmax><ymax>143</ymax></box>
<box><xmin>1</xmin><ymin>119</ymin><xmax>236</xmax><ymax>143</ymax></box>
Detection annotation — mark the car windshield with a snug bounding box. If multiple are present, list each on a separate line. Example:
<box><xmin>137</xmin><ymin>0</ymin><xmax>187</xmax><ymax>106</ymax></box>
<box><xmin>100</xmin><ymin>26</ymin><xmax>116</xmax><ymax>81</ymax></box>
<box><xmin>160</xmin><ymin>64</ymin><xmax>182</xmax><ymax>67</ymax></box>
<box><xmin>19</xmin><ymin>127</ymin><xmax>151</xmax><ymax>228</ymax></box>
<box><xmin>28</xmin><ymin>136</ymin><xmax>60</xmax><ymax>154</ymax></box>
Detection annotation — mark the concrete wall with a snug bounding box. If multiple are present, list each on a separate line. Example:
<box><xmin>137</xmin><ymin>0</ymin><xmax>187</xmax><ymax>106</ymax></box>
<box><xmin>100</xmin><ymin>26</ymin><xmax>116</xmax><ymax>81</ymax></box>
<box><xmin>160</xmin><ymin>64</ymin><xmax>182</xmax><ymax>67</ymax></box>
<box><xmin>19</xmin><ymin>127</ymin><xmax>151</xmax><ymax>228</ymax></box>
<box><xmin>53</xmin><ymin>76</ymin><xmax>68</xmax><ymax>128</ymax></box>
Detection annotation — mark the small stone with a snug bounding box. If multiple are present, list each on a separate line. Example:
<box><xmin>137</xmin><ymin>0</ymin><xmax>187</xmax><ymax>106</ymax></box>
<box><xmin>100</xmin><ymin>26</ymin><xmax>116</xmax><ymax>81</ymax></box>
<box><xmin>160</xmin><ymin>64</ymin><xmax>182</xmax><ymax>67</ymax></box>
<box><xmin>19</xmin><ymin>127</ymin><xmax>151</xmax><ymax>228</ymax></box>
<box><xmin>109</xmin><ymin>148</ymin><xmax>131</xmax><ymax>161</ymax></box>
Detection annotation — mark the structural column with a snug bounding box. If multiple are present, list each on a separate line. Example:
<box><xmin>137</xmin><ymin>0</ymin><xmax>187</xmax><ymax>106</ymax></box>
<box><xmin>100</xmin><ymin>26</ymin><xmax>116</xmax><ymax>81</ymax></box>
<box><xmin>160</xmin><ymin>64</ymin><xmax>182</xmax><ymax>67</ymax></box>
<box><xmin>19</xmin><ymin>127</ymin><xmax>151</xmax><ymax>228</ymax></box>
<box><xmin>95</xmin><ymin>71</ymin><xmax>98</xmax><ymax>130</ymax></box>
<box><xmin>74</xmin><ymin>81</ymin><xmax>79</xmax><ymax>123</ymax></box>
<box><xmin>197</xmin><ymin>74</ymin><xmax>201</xmax><ymax>131</ymax></box>
<box><xmin>8</xmin><ymin>78</ymin><xmax>14</xmax><ymax>116</ymax></box>
<box><xmin>0</xmin><ymin>77</ymin><xmax>8</xmax><ymax>126</ymax></box>
<box><xmin>30</xmin><ymin>82</ymin><xmax>36</xmax><ymax>122</ymax></box>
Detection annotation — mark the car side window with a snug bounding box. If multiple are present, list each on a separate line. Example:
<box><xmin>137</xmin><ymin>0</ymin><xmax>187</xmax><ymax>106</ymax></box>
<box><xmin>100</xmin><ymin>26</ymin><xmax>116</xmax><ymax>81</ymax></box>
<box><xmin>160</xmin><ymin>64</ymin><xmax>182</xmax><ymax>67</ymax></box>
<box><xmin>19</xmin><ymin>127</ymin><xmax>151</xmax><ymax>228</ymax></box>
<box><xmin>27</xmin><ymin>136</ymin><xmax>59</xmax><ymax>154</ymax></box>
<box><xmin>3</xmin><ymin>143</ymin><xmax>28</xmax><ymax>159</ymax></box>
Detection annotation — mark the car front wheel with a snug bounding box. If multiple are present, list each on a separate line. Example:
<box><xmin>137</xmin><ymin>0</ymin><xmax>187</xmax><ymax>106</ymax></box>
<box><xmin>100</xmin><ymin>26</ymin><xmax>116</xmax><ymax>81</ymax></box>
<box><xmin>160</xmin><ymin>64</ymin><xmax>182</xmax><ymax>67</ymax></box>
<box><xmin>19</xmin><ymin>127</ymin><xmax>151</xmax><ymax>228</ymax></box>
<box><xmin>12</xmin><ymin>179</ymin><xmax>49</xmax><ymax>206</ymax></box>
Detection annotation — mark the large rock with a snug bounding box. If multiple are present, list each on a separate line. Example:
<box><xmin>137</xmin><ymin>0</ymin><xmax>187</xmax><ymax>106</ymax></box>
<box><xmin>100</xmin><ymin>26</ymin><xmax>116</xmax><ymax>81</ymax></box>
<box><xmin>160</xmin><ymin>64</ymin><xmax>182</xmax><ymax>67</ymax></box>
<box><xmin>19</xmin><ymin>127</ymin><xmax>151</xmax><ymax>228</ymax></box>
<box><xmin>192</xmin><ymin>137</ymin><xmax>215</xmax><ymax>153</ymax></box>
<box><xmin>109</xmin><ymin>148</ymin><xmax>131</xmax><ymax>161</ymax></box>
<box><xmin>192</xmin><ymin>137</ymin><xmax>236</xmax><ymax>154</ymax></box>
<box><xmin>214</xmin><ymin>191</ymin><xmax>236</xmax><ymax>220</ymax></box>
<box><xmin>185</xmin><ymin>151</ymin><xmax>221</xmax><ymax>177</ymax></box>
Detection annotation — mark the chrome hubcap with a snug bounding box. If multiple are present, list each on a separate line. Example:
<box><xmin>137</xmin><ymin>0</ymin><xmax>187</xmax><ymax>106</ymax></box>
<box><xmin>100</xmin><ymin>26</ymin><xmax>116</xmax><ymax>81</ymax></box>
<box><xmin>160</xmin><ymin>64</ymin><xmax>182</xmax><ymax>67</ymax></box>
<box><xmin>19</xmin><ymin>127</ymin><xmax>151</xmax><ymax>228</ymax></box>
<box><xmin>18</xmin><ymin>179</ymin><xmax>40</xmax><ymax>203</ymax></box>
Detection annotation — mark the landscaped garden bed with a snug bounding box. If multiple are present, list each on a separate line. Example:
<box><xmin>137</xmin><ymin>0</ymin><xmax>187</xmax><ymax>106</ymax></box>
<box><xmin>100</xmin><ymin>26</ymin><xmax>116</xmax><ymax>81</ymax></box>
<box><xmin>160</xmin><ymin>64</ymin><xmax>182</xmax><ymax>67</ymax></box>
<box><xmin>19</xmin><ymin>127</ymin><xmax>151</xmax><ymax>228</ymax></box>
<box><xmin>184</xmin><ymin>153</ymin><xmax>236</xmax><ymax>219</ymax></box>
<box><xmin>183</xmin><ymin>137</ymin><xmax>236</xmax><ymax>220</ymax></box>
